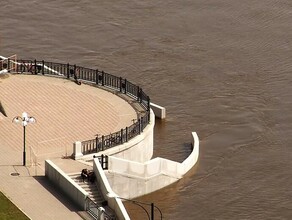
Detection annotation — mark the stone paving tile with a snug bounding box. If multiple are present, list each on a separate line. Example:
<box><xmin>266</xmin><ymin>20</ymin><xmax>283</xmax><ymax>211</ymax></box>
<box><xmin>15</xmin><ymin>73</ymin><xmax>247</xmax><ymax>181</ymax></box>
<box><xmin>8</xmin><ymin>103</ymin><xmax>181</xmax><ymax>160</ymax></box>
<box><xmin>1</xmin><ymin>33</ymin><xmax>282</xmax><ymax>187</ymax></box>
<box><xmin>0</xmin><ymin>74</ymin><xmax>137</xmax><ymax>219</ymax></box>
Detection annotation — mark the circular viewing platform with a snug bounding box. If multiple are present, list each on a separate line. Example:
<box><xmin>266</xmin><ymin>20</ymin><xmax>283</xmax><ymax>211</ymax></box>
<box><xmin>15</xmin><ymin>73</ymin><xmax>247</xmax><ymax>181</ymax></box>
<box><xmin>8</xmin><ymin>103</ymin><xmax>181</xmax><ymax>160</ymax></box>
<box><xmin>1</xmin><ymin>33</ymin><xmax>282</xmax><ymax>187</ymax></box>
<box><xmin>0</xmin><ymin>73</ymin><xmax>138</xmax><ymax>164</ymax></box>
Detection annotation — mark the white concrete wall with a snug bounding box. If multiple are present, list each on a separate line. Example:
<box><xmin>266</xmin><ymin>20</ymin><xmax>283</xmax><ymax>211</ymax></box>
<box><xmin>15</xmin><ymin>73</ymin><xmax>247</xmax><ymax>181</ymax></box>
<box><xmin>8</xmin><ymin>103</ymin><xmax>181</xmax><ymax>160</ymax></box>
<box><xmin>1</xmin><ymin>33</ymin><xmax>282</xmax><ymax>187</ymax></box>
<box><xmin>150</xmin><ymin>103</ymin><xmax>166</xmax><ymax>119</ymax></box>
<box><xmin>45</xmin><ymin>160</ymin><xmax>88</xmax><ymax>210</ymax></box>
<box><xmin>80</xmin><ymin>109</ymin><xmax>155</xmax><ymax>163</ymax></box>
<box><xmin>107</xmin><ymin>132</ymin><xmax>199</xmax><ymax>199</ymax></box>
<box><xmin>93</xmin><ymin>158</ymin><xmax>130</xmax><ymax>220</ymax></box>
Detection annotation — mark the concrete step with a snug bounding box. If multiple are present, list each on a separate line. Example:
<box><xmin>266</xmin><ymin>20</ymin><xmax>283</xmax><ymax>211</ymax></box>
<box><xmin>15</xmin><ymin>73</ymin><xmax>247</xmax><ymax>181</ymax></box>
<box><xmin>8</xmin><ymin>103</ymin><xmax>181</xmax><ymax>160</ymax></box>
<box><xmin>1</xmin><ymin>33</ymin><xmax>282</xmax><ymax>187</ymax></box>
<box><xmin>68</xmin><ymin>172</ymin><xmax>115</xmax><ymax>218</ymax></box>
<box><xmin>88</xmin><ymin>190</ymin><xmax>100</xmax><ymax>196</ymax></box>
<box><xmin>90</xmin><ymin>197</ymin><xmax>104</xmax><ymax>205</ymax></box>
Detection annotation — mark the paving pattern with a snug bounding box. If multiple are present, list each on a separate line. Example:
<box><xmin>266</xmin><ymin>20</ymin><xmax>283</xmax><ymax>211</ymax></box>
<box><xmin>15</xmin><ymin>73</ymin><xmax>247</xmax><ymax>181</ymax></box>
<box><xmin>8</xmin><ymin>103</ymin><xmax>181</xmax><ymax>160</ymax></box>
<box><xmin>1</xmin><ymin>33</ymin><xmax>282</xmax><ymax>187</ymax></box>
<box><xmin>0</xmin><ymin>73</ymin><xmax>137</xmax><ymax>219</ymax></box>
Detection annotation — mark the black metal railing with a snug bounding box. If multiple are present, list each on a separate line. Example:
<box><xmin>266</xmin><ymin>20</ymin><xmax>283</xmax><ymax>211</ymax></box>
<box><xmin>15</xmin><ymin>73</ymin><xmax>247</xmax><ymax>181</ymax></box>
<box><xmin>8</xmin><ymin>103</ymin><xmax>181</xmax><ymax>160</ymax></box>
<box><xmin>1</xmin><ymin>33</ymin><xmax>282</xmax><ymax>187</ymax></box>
<box><xmin>81</xmin><ymin>110</ymin><xmax>150</xmax><ymax>155</ymax></box>
<box><xmin>94</xmin><ymin>155</ymin><xmax>108</xmax><ymax>170</ymax></box>
<box><xmin>86</xmin><ymin>197</ymin><xmax>116</xmax><ymax>220</ymax></box>
<box><xmin>15</xmin><ymin>59</ymin><xmax>150</xmax><ymax>155</ymax></box>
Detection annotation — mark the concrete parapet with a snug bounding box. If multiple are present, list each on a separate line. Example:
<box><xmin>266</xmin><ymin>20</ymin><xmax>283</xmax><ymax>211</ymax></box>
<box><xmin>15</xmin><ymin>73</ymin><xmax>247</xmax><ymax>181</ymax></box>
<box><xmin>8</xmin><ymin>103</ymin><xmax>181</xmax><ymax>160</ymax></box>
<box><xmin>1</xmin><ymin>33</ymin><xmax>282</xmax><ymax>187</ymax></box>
<box><xmin>181</xmin><ymin>132</ymin><xmax>200</xmax><ymax>174</ymax></box>
<box><xmin>73</xmin><ymin>141</ymin><xmax>83</xmax><ymax>160</ymax></box>
<box><xmin>81</xmin><ymin>109</ymin><xmax>155</xmax><ymax>163</ymax></box>
<box><xmin>107</xmin><ymin>132</ymin><xmax>199</xmax><ymax>199</ymax></box>
<box><xmin>45</xmin><ymin>160</ymin><xmax>88</xmax><ymax>210</ymax></box>
<box><xmin>150</xmin><ymin>103</ymin><xmax>166</xmax><ymax>119</ymax></box>
<box><xmin>93</xmin><ymin>158</ymin><xmax>130</xmax><ymax>220</ymax></box>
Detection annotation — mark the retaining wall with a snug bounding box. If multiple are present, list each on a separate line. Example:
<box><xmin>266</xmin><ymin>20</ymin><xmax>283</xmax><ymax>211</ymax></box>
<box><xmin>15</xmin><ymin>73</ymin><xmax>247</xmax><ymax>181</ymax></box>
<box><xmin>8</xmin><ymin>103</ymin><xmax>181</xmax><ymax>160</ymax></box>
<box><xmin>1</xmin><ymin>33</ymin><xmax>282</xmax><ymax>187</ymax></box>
<box><xmin>79</xmin><ymin>109</ymin><xmax>155</xmax><ymax>163</ymax></box>
<box><xmin>45</xmin><ymin>160</ymin><xmax>88</xmax><ymax>210</ymax></box>
<box><xmin>93</xmin><ymin>158</ymin><xmax>130</xmax><ymax>220</ymax></box>
<box><xmin>150</xmin><ymin>103</ymin><xmax>166</xmax><ymax>119</ymax></box>
<box><xmin>107</xmin><ymin>132</ymin><xmax>199</xmax><ymax>199</ymax></box>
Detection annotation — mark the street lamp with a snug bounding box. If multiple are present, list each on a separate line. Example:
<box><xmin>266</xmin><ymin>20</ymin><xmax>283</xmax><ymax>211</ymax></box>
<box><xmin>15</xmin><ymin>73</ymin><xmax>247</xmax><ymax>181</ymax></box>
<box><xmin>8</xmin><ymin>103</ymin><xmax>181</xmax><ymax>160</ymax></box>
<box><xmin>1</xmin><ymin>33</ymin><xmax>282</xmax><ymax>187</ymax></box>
<box><xmin>12</xmin><ymin>112</ymin><xmax>36</xmax><ymax>166</ymax></box>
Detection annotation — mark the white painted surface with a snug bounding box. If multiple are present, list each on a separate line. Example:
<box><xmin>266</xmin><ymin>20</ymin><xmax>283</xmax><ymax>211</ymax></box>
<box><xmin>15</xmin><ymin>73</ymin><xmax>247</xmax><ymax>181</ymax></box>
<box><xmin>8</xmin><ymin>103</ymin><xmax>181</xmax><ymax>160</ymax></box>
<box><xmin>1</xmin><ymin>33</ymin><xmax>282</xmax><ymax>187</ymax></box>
<box><xmin>0</xmin><ymin>69</ymin><xmax>8</xmax><ymax>74</ymax></box>
<box><xmin>93</xmin><ymin>158</ymin><xmax>130</xmax><ymax>220</ymax></box>
<box><xmin>150</xmin><ymin>102</ymin><xmax>166</xmax><ymax>119</ymax></box>
<box><xmin>45</xmin><ymin>160</ymin><xmax>88</xmax><ymax>210</ymax></box>
<box><xmin>73</xmin><ymin>141</ymin><xmax>83</xmax><ymax>159</ymax></box>
<box><xmin>107</xmin><ymin>132</ymin><xmax>199</xmax><ymax>199</ymax></box>
<box><xmin>80</xmin><ymin>109</ymin><xmax>155</xmax><ymax>163</ymax></box>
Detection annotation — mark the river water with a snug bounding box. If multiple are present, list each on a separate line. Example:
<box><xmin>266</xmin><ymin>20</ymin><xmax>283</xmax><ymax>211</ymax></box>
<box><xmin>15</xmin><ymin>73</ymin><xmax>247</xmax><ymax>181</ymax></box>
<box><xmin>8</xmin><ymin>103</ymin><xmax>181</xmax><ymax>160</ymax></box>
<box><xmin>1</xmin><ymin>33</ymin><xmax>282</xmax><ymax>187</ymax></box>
<box><xmin>1</xmin><ymin>0</ymin><xmax>292</xmax><ymax>219</ymax></box>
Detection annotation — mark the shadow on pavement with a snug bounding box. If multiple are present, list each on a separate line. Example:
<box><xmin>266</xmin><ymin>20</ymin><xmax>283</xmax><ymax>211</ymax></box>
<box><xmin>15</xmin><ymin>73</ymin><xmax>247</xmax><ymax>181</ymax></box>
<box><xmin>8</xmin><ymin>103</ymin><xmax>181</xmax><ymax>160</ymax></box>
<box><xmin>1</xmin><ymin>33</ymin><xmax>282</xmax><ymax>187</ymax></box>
<box><xmin>33</xmin><ymin>176</ymin><xmax>81</xmax><ymax>212</ymax></box>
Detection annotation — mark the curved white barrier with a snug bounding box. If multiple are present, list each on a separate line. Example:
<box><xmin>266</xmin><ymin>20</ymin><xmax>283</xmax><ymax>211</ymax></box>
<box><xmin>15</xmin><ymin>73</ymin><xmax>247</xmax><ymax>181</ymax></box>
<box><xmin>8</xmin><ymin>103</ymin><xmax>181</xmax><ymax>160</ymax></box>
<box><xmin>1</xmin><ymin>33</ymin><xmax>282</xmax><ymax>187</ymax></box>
<box><xmin>93</xmin><ymin>158</ymin><xmax>130</xmax><ymax>220</ymax></box>
<box><xmin>78</xmin><ymin>109</ymin><xmax>155</xmax><ymax>163</ymax></box>
<box><xmin>107</xmin><ymin>132</ymin><xmax>199</xmax><ymax>199</ymax></box>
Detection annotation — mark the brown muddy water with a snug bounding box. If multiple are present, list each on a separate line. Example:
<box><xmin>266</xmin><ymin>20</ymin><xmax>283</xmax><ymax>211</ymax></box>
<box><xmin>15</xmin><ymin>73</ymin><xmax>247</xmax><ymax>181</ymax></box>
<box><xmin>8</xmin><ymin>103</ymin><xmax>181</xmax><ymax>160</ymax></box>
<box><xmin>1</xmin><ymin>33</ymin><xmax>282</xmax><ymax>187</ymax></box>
<box><xmin>1</xmin><ymin>0</ymin><xmax>292</xmax><ymax>219</ymax></box>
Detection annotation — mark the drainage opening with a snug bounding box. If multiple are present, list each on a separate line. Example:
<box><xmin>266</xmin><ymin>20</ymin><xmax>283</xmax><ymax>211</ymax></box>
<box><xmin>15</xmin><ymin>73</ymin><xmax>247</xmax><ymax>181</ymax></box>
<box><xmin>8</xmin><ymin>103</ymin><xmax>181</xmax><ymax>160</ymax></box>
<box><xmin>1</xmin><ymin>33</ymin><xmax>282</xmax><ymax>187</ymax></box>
<box><xmin>10</xmin><ymin>172</ymin><xmax>20</xmax><ymax>176</ymax></box>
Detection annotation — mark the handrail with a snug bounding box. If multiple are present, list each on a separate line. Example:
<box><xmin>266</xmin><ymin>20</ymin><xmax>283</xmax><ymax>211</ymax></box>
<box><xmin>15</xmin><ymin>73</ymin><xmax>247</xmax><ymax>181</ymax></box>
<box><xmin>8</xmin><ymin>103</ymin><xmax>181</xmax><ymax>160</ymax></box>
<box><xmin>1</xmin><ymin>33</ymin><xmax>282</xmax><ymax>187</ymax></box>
<box><xmin>85</xmin><ymin>194</ymin><xmax>116</xmax><ymax>220</ymax></box>
<box><xmin>14</xmin><ymin>59</ymin><xmax>151</xmax><ymax>155</ymax></box>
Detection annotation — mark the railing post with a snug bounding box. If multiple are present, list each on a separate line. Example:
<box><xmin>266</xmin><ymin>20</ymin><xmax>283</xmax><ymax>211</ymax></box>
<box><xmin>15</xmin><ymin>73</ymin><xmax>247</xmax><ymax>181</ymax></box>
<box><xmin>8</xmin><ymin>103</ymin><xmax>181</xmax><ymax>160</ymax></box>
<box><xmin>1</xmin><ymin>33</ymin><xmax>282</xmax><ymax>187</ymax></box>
<box><xmin>7</xmin><ymin>58</ymin><xmax>10</xmax><ymax>72</ymax></box>
<box><xmin>101</xmin><ymin>135</ymin><xmax>104</xmax><ymax>151</ymax></box>
<box><xmin>16</xmin><ymin>60</ymin><xmax>19</xmax><ymax>73</ymax></box>
<box><xmin>124</xmin><ymin>79</ymin><xmax>127</xmax><ymax>94</ymax></box>
<box><xmin>96</xmin><ymin>69</ymin><xmax>99</xmax><ymax>85</ymax></box>
<box><xmin>137</xmin><ymin>86</ymin><xmax>140</xmax><ymax>101</ymax></box>
<box><xmin>67</xmin><ymin>63</ymin><xmax>70</xmax><ymax>78</ymax></box>
<box><xmin>120</xmin><ymin>77</ymin><xmax>123</xmax><ymax>92</ymax></box>
<box><xmin>120</xmin><ymin>129</ymin><xmax>123</xmax><ymax>144</ymax></box>
<box><xmin>101</xmin><ymin>71</ymin><xmax>105</xmax><ymax>86</ymax></box>
<box><xmin>147</xmin><ymin>96</ymin><xmax>150</xmax><ymax>111</ymax></box>
<box><xmin>20</xmin><ymin>60</ymin><xmax>23</xmax><ymax>73</ymax></box>
<box><xmin>95</xmin><ymin>136</ymin><xmax>99</xmax><ymax>152</ymax></box>
<box><xmin>139</xmin><ymin>88</ymin><xmax>143</xmax><ymax>103</ymax></box>
<box><xmin>101</xmin><ymin>154</ymin><xmax>104</xmax><ymax>169</ymax></box>
<box><xmin>105</xmin><ymin>155</ymin><xmax>108</xmax><ymax>170</ymax></box>
<box><xmin>109</xmin><ymin>133</ymin><xmax>112</xmax><ymax>147</ymax></box>
<box><xmin>126</xmin><ymin>127</ymin><xmax>128</xmax><ymax>142</ymax></box>
<box><xmin>74</xmin><ymin>64</ymin><xmax>76</xmax><ymax>76</ymax></box>
<box><xmin>42</xmin><ymin>60</ymin><xmax>45</xmax><ymax>75</ymax></box>
<box><xmin>34</xmin><ymin>59</ymin><xmax>37</xmax><ymax>74</ymax></box>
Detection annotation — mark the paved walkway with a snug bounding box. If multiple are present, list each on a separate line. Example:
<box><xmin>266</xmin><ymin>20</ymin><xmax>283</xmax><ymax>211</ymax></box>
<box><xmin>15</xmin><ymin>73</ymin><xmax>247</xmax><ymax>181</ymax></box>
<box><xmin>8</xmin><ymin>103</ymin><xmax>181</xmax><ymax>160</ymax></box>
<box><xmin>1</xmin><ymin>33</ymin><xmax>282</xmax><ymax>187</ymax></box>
<box><xmin>0</xmin><ymin>74</ymin><xmax>137</xmax><ymax>219</ymax></box>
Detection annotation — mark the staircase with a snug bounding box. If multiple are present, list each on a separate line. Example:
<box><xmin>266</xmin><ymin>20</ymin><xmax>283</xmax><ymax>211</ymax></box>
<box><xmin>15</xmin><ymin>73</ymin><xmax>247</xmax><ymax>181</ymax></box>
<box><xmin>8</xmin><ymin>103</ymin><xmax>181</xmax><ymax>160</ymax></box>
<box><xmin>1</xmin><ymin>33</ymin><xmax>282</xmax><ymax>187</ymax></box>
<box><xmin>68</xmin><ymin>172</ymin><xmax>116</xmax><ymax>220</ymax></box>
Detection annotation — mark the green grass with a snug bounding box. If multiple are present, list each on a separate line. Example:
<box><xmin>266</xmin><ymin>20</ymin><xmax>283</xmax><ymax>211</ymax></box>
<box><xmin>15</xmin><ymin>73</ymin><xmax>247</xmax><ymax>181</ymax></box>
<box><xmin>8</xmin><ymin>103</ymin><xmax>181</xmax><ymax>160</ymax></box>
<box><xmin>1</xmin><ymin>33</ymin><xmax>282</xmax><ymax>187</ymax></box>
<box><xmin>0</xmin><ymin>192</ymin><xmax>30</xmax><ymax>220</ymax></box>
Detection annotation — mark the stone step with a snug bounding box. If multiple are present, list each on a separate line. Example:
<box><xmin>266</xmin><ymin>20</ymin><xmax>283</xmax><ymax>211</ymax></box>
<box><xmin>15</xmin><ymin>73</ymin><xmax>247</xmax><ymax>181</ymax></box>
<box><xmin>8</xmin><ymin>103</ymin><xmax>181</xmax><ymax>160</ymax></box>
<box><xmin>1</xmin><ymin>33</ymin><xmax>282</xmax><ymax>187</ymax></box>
<box><xmin>90</xmin><ymin>197</ymin><xmax>104</xmax><ymax>205</ymax></box>
<box><xmin>67</xmin><ymin>172</ymin><xmax>115</xmax><ymax>218</ymax></box>
<box><xmin>87</xmin><ymin>189</ymin><xmax>99</xmax><ymax>194</ymax></box>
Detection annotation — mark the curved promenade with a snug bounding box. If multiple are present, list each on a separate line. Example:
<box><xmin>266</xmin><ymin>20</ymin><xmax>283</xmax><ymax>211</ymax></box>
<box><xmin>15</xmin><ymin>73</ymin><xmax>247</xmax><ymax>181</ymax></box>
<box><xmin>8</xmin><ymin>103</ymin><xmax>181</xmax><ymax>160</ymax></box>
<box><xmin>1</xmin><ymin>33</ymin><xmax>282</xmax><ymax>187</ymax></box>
<box><xmin>0</xmin><ymin>74</ymin><xmax>137</xmax><ymax>161</ymax></box>
<box><xmin>0</xmin><ymin>57</ymin><xmax>200</xmax><ymax>220</ymax></box>
<box><xmin>0</xmin><ymin>72</ymin><xmax>141</xmax><ymax>219</ymax></box>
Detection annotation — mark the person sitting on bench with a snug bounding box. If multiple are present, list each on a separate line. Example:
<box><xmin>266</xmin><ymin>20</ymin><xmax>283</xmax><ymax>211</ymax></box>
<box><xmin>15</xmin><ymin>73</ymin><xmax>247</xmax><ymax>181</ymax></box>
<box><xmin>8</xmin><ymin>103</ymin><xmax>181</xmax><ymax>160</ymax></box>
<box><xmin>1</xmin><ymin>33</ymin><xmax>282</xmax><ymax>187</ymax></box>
<box><xmin>88</xmin><ymin>171</ymin><xmax>96</xmax><ymax>183</ymax></box>
<box><xmin>81</xmin><ymin>169</ymin><xmax>88</xmax><ymax>182</ymax></box>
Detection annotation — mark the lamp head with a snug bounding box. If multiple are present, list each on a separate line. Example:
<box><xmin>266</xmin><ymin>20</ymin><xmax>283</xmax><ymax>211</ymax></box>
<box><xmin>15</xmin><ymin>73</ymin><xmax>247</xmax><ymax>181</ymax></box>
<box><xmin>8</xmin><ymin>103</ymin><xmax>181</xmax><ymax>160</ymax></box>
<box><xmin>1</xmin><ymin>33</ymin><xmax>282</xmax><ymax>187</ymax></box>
<box><xmin>12</xmin><ymin>116</ymin><xmax>21</xmax><ymax>124</ymax></box>
<box><xmin>22</xmin><ymin>112</ymin><xmax>28</xmax><ymax>120</ymax></box>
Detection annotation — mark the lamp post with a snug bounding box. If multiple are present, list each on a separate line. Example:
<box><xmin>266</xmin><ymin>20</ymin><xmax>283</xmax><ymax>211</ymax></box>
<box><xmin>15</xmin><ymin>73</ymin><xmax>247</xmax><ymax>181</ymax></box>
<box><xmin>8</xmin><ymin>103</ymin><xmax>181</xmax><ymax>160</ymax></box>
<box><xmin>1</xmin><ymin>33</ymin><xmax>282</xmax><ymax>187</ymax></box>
<box><xmin>12</xmin><ymin>112</ymin><xmax>36</xmax><ymax>166</ymax></box>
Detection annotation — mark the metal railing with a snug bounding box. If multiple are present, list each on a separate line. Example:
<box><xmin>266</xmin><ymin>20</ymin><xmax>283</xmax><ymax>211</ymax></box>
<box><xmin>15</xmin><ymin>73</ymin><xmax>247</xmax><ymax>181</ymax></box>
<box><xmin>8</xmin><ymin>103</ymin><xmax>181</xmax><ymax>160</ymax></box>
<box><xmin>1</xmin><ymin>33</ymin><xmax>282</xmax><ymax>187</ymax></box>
<box><xmin>81</xmin><ymin>110</ymin><xmax>150</xmax><ymax>155</ymax></box>
<box><xmin>14</xmin><ymin>59</ymin><xmax>150</xmax><ymax>155</ymax></box>
<box><xmin>93</xmin><ymin>155</ymin><xmax>109</xmax><ymax>170</ymax></box>
<box><xmin>86</xmin><ymin>197</ymin><xmax>116</xmax><ymax>220</ymax></box>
